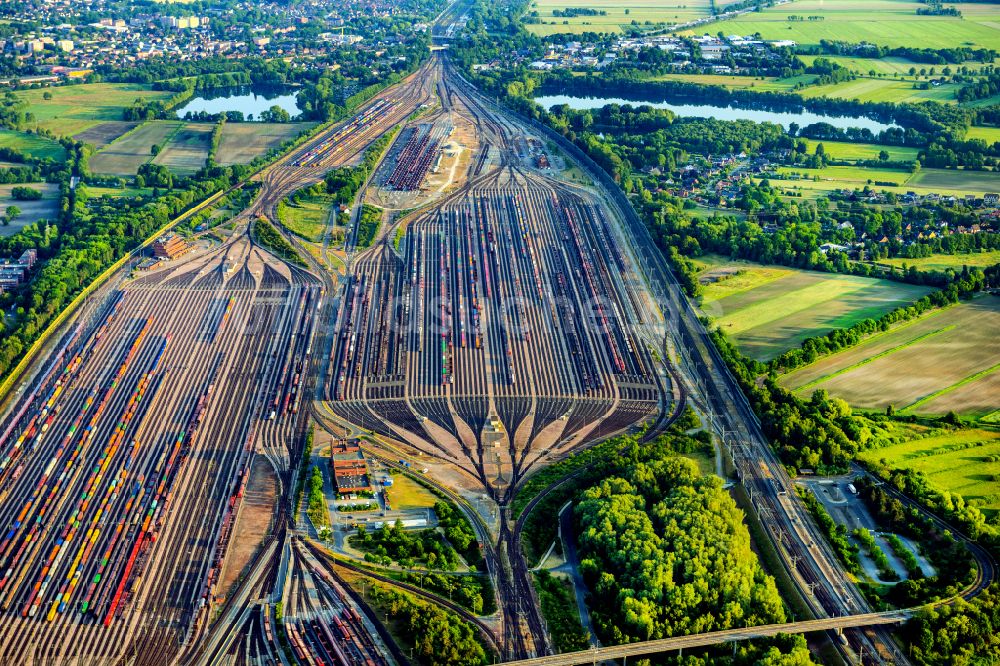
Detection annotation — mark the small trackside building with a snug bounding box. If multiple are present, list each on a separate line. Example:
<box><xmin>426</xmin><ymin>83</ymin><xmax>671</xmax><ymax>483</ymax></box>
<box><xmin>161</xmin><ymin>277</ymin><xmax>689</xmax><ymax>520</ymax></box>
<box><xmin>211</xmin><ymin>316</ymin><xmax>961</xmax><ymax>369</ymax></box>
<box><xmin>330</xmin><ymin>439</ymin><xmax>372</xmax><ymax>495</ymax></box>
<box><xmin>151</xmin><ymin>233</ymin><xmax>190</xmax><ymax>260</ymax></box>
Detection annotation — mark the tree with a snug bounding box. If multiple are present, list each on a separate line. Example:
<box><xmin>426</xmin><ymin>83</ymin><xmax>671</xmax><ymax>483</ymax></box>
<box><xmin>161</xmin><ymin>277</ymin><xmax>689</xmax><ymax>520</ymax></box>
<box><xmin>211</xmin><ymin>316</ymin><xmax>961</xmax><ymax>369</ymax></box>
<box><xmin>150</xmin><ymin>144</ymin><xmax>161</xmax><ymax>156</ymax></box>
<box><xmin>42</xmin><ymin>91</ymin><xmax>52</xmax><ymax>100</ymax></box>
<box><xmin>4</xmin><ymin>205</ymin><xmax>21</xmax><ymax>226</ymax></box>
<box><xmin>879</xmin><ymin>149</ymin><xmax>890</xmax><ymax>161</ymax></box>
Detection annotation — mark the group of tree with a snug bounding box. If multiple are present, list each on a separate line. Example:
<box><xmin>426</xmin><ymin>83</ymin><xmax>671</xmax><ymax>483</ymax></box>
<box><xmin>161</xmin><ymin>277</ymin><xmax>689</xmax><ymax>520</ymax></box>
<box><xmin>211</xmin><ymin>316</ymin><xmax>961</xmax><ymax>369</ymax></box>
<box><xmin>352</xmin><ymin>518</ymin><xmax>464</xmax><ymax>571</ymax></box>
<box><xmin>366</xmin><ymin>584</ymin><xmax>488</xmax><ymax>666</ymax></box>
<box><xmin>575</xmin><ymin>456</ymin><xmax>786</xmax><ymax>642</ymax></box>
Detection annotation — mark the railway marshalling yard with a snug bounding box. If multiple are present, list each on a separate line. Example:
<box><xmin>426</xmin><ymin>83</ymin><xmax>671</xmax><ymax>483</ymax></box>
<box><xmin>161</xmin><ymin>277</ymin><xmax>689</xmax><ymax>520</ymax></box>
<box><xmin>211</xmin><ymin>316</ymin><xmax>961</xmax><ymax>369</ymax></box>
<box><xmin>0</xmin><ymin>54</ymin><xmax>672</xmax><ymax>665</ymax></box>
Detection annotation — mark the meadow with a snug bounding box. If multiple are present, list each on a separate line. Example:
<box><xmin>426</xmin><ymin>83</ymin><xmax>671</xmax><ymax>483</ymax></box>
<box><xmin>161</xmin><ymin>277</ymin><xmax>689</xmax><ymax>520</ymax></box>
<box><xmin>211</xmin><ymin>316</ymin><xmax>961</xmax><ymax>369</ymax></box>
<box><xmin>691</xmin><ymin>0</ymin><xmax>1000</xmax><ymax>50</ymax></box>
<box><xmin>15</xmin><ymin>83</ymin><xmax>173</xmax><ymax>137</ymax></box>
<box><xmin>770</xmin><ymin>165</ymin><xmax>1000</xmax><ymax>197</ymax></box>
<box><xmin>527</xmin><ymin>0</ymin><xmax>710</xmax><ymax>35</ymax></box>
<box><xmin>215</xmin><ymin>123</ymin><xmax>313</xmax><ymax>166</ymax></box>
<box><xmin>277</xmin><ymin>192</ymin><xmax>334</xmax><ymax>242</ymax></box>
<box><xmin>858</xmin><ymin>425</ymin><xmax>1000</xmax><ymax>515</ymax></box>
<box><xmin>649</xmin><ymin>73</ymin><xmax>807</xmax><ymax>92</ymax></box>
<box><xmin>880</xmin><ymin>250</ymin><xmax>1000</xmax><ymax>273</ymax></box>
<box><xmin>696</xmin><ymin>255</ymin><xmax>931</xmax><ymax>361</ymax></box>
<box><xmin>88</xmin><ymin>121</ymin><xmax>183</xmax><ymax>176</ymax></box>
<box><xmin>798</xmin><ymin>77</ymin><xmax>961</xmax><ymax>104</ymax></box>
<box><xmin>0</xmin><ymin>129</ymin><xmax>66</xmax><ymax>162</ymax></box>
<box><xmin>799</xmin><ymin>139</ymin><xmax>918</xmax><ymax>162</ymax></box>
<box><xmin>781</xmin><ymin>297</ymin><xmax>1000</xmax><ymax>415</ymax></box>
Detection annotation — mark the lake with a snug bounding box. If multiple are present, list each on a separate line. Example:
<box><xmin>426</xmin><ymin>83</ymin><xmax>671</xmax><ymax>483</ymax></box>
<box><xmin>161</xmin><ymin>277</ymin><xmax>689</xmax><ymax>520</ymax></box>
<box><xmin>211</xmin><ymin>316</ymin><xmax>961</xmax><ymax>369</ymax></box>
<box><xmin>175</xmin><ymin>85</ymin><xmax>301</xmax><ymax>120</ymax></box>
<box><xmin>533</xmin><ymin>94</ymin><xmax>898</xmax><ymax>133</ymax></box>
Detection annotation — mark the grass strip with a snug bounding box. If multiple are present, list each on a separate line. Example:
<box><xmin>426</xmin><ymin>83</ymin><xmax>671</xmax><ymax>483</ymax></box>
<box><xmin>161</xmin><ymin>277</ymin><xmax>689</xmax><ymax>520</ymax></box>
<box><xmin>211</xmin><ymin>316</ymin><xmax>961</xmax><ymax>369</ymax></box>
<box><xmin>793</xmin><ymin>325</ymin><xmax>956</xmax><ymax>392</ymax></box>
<box><xmin>901</xmin><ymin>361</ymin><xmax>1000</xmax><ymax>414</ymax></box>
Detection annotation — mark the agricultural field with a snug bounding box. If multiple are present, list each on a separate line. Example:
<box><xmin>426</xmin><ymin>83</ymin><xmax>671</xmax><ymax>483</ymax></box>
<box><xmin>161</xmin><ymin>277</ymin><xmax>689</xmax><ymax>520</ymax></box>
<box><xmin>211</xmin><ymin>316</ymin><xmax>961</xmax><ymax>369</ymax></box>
<box><xmin>880</xmin><ymin>250</ymin><xmax>1000</xmax><ymax>273</ymax></box>
<box><xmin>798</xmin><ymin>77</ymin><xmax>961</xmax><ymax>104</ymax></box>
<box><xmin>15</xmin><ymin>83</ymin><xmax>173</xmax><ymax>137</ymax></box>
<box><xmin>781</xmin><ymin>297</ymin><xmax>1000</xmax><ymax>415</ymax></box>
<box><xmin>73</xmin><ymin>122</ymin><xmax>140</xmax><ymax>150</ymax></box>
<box><xmin>696</xmin><ymin>255</ymin><xmax>931</xmax><ymax>361</ymax></box>
<box><xmin>799</xmin><ymin>139</ymin><xmax>918</xmax><ymax>162</ymax></box>
<box><xmin>0</xmin><ymin>183</ymin><xmax>60</xmax><ymax>235</ymax></box>
<box><xmin>88</xmin><ymin>121</ymin><xmax>183</xmax><ymax>176</ymax></box>
<box><xmin>691</xmin><ymin>0</ymin><xmax>1000</xmax><ymax>50</ymax></box>
<box><xmin>770</xmin><ymin>165</ymin><xmax>1000</xmax><ymax>197</ymax></box>
<box><xmin>215</xmin><ymin>122</ymin><xmax>314</xmax><ymax>166</ymax></box>
<box><xmin>527</xmin><ymin>0</ymin><xmax>710</xmax><ymax>35</ymax></box>
<box><xmin>0</xmin><ymin>129</ymin><xmax>66</xmax><ymax>162</ymax></box>
<box><xmin>278</xmin><ymin>192</ymin><xmax>335</xmax><ymax>242</ymax></box>
<box><xmin>858</xmin><ymin>426</ymin><xmax>1000</xmax><ymax>515</ymax></box>
<box><xmin>152</xmin><ymin>122</ymin><xmax>213</xmax><ymax>174</ymax></box>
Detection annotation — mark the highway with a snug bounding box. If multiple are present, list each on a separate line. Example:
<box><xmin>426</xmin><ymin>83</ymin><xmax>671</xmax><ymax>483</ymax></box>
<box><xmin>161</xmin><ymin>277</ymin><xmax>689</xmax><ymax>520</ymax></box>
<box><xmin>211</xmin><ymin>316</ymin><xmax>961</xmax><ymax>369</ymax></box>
<box><xmin>497</xmin><ymin>612</ymin><xmax>909</xmax><ymax>666</ymax></box>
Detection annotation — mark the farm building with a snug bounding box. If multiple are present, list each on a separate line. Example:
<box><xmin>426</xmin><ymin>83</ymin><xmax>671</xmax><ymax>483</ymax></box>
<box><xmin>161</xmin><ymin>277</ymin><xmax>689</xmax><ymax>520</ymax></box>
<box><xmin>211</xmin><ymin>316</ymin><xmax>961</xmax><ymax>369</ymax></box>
<box><xmin>330</xmin><ymin>439</ymin><xmax>372</xmax><ymax>495</ymax></box>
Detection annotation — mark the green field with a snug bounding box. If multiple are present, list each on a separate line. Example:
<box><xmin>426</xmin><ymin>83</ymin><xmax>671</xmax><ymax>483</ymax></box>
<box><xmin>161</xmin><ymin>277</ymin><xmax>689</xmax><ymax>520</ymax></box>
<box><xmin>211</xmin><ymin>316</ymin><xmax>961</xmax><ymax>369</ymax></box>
<box><xmin>278</xmin><ymin>193</ymin><xmax>335</xmax><ymax>242</ymax></box>
<box><xmin>799</xmin><ymin>77</ymin><xmax>960</xmax><ymax>104</ymax></box>
<box><xmin>966</xmin><ymin>125</ymin><xmax>1000</xmax><ymax>145</ymax></box>
<box><xmin>880</xmin><ymin>251</ymin><xmax>1000</xmax><ymax>273</ymax></box>
<box><xmin>798</xmin><ymin>54</ymin><xmax>996</xmax><ymax>77</ymax></box>
<box><xmin>697</xmin><ymin>255</ymin><xmax>931</xmax><ymax>361</ymax></box>
<box><xmin>770</xmin><ymin>165</ymin><xmax>1000</xmax><ymax>196</ymax></box>
<box><xmin>15</xmin><ymin>83</ymin><xmax>173</xmax><ymax>137</ymax></box>
<box><xmin>690</xmin><ymin>0</ymin><xmax>1000</xmax><ymax>50</ymax></box>
<box><xmin>0</xmin><ymin>129</ymin><xmax>67</xmax><ymax>162</ymax></box>
<box><xmin>858</xmin><ymin>426</ymin><xmax>1000</xmax><ymax>515</ymax></box>
<box><xmin>781</xmin><ymin>297</ymin><xmax>1000</xmax><ymax>415</ymax></box>
<box><xmin>88</xmin><ymin>121</ymin><xmax>184</xmax><ymax>176</ymax></box>
<box><xmin>527</xmin><ymin>0</ymin><xmax>710</xmax><ymax>35</ymax></box>
<box><xmin>84</xmin><ymin>185</ymin><xmax>155</xmax><ymax>199</ymax></box>
<box><xmin>800</xmin><ymin>139</ymin><xmax>918</xmax><ymax>162</ymax></box>
<box><xmin>215</xmin><ymin>122</ymin><xmax>313</xmax><ymax>166</ymax></box>
<box><xmin>649</xmin><ymin>73</ymin><xmax>809</xmax><ymax>92</ymax></box>
<box><xmin>152</xmin><ymin>122</ymin><xmax>212</xmax><ymax>174</ymax></box>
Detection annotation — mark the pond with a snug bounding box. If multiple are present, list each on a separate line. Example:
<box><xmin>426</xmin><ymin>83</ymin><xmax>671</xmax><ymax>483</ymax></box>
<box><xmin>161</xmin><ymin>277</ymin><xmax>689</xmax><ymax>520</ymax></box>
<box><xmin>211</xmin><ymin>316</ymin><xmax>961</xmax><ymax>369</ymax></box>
<box><xmin>533</xmin><ymin>94</ymin><xmax>899</xmax><ymax>134</ymax></box>
<box><xmin>175</xmin><ymin>85</ymin><xmax>301</xmax><ymax>120</ymax></box>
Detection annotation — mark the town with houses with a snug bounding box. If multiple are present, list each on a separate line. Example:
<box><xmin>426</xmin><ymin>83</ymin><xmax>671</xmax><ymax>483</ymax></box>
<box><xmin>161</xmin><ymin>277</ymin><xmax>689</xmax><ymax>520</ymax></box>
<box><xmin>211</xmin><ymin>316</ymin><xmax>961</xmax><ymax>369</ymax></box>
<box><xmin>524</xmin><ymin>33</ymin><xmax>796</xmax><ymax>72</ymax></box>
<box><xmin>0</xmin><ymin>0</ymin><xmax>415</xmax><ymax>84</ymax></box>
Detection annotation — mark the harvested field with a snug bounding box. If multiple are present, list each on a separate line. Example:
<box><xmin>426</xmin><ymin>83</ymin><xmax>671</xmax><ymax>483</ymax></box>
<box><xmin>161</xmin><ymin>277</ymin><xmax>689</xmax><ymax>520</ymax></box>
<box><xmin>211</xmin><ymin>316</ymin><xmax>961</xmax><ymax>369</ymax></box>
<box><xmin>153</xmin><ymin>122</ymin><xmax>213</xmax><ymax>174</ymax></box>
<box><xmin>782</xmin><ymin>298</ymin><xmax>1000</xmax><ymax>414</ymax></box>
<box><xmin>858</xmin><ymin>427</ymin><xmax>1000</xmax><ymax>515</ymax></box>
<box><xmin>216</xmin><ymin>122</ymin><xmax>314</xmax><ymax>165</ymax></box>
<box><xmin>699</xmin><ymin>259</ymin><xmax>931</xmax><ymax>361</ymax></box>
<box><xmin>89</xmin><ymin>121</ymin><xmax>183</xmax><ymax>176</ymax></box>
<box><xmin>0</xmin><ymin>182</ymin><xmax>60</xmax><ymax>235</ymax></box>
<box><xmin>73</xmin><ymin>121</ymin><xmax>140</xmax><ymax>149</ymax></box>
